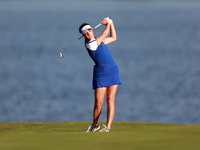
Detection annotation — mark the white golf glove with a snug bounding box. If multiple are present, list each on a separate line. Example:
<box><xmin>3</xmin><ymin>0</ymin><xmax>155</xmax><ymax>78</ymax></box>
<box><xmin>104</xmin><ymin>17</ymin><xmax>113</xmax><ymax>23</ymax></box>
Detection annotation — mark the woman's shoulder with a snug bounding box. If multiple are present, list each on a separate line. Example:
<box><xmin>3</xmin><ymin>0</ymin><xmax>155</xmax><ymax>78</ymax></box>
<box><xmin>86</xmin><ymin>38</ymin><xmax>98</xmax><ymax>51</ymax></box>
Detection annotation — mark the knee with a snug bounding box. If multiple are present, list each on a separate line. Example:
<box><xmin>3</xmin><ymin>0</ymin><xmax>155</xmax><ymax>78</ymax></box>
<box><xmin>106</xmin><ymin>96</ymin><xmax>115</xmax><ymax>106</ymax></box>
<box><xmin>94</xmin><ymin>100</ymin><xmax>103</xmax><ymax>108</ymax></box>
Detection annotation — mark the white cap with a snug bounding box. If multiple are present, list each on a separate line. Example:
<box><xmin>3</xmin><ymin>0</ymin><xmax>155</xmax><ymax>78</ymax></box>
<box><xmin>81</xmin><ymin>25</ymin><xmax>93</xmax><ymax>35</ymax></box>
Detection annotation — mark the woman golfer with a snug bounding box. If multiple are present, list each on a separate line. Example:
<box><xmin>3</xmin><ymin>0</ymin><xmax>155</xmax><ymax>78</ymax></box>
<box><xmin>79</xmin><ymin>17</ymin><xmax>122</xmax><ymax>132</ymax></box>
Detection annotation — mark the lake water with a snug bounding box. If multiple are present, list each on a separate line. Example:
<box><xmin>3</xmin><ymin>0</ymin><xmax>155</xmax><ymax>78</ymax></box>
<box><xmin>0</xmin><ymin>0</ymin><xmax>200</xmax><ymax>124</ymax></box>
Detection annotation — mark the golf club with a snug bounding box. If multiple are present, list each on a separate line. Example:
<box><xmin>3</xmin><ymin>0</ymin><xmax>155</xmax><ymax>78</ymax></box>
<box><xmin>60</xmin><ymin>22</ymin><xmax>102</xmax><ymax>58</ymax></box>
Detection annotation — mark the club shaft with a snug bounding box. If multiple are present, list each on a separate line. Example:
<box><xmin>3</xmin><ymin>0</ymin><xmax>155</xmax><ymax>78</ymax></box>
<box><xmin>61</xmin><ymin>23</ymin><xmax>102</xmax><ymax>52</ymax></box>
<box><xmin>61</xmin><ymin>35</ymin><xmax>83</xmax><ymax>52</ymax></box>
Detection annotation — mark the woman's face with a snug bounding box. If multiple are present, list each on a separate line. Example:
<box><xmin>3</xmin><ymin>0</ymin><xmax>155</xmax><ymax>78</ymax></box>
<box><xmin>84</xmin><ymin>29</ymin><xmax>95</xmax><ymax>40</ymax></box>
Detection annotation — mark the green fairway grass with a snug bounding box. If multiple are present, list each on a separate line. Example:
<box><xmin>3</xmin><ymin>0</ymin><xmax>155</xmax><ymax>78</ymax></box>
<box><xmin>0</xmin><ymin>122</ymin><xmax>200</xmax><ymax>150</ymax></box>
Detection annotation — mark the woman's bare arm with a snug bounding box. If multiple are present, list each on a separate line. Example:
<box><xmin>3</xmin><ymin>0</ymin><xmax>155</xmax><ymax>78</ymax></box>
<box><xmin>104</xmin><ymin>22</ymin><xmax>117</xmax><ymax>45</ymax></box>
<box><xmin>96</xmin><ymin>19</ymin><xmax>111</xmax><ymax>45</ymax></box>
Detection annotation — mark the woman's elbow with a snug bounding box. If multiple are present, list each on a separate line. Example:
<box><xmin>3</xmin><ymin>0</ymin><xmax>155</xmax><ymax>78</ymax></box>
<box><xmin>114</xmin><ymin>36</ymin><xmax>117</xmax><ymax>41</ymax></box>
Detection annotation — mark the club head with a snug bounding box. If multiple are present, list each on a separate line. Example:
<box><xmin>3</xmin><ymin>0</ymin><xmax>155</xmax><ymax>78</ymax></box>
<box><xmin>60</xmin><ymin>52</ymin><xmax>64</xmax><ymax>58</ymax></box>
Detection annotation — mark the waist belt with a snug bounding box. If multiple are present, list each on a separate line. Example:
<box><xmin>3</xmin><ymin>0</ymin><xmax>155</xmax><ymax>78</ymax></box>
<box><xmin>95</xmin><ymin>61</ymin><xmax>114</xmax><ymax>67</ymax></box>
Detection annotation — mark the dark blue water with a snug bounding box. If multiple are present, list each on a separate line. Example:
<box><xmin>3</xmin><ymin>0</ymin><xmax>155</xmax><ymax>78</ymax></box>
<box><xmin>0</xmin><ymin>1</ymin><xmax>200</xmax><ymax>124</ymax></box>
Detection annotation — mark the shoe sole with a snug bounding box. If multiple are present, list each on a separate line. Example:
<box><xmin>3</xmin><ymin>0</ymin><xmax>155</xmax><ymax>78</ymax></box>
<box><xmin>99</xmin><ymin>130</ymin><xmax>110</xmax><ymax>132</ymax></box>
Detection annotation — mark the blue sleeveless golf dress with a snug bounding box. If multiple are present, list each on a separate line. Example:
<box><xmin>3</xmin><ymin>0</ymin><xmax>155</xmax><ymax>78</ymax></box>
<box><xmin>85</xmin><ymin>38</ymin><xmax>122</xmax><ymax>89</ymax></box>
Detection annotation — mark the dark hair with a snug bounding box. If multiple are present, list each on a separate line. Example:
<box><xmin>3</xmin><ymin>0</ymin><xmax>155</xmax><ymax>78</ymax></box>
<box><xmin>79</xmin><ymin>23</ymin><xmax>90</xmax><ymax>34</ymax></box>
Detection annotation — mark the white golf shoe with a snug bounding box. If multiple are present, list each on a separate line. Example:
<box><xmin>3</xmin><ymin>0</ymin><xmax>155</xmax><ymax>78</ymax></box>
<box><xmin>86</xmin><ymin>124</ymin><xmax>100</xmax><ymax>132</ymax></box>
<box><xmin>99</xmin><ymin>124</ymin><xmax>110</xmax><ymax>132</ymax></box>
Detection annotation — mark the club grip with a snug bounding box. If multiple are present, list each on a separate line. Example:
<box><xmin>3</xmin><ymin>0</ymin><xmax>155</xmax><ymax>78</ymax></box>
<box><xmin>94</xmin><ymin>23</ymin><xmax>102</xmax><ymax>29</ymax></box>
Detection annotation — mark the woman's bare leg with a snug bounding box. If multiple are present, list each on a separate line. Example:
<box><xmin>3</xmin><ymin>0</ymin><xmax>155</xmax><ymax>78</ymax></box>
<box><xmin>106</xmin><ymin>85</ymin><xmax>118</xmax><ymax>130</ymax></box>
<box><xmin>93</xmin><ymin>87</ymin><xmax>107</xmax><ymax>126</ymax></box>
